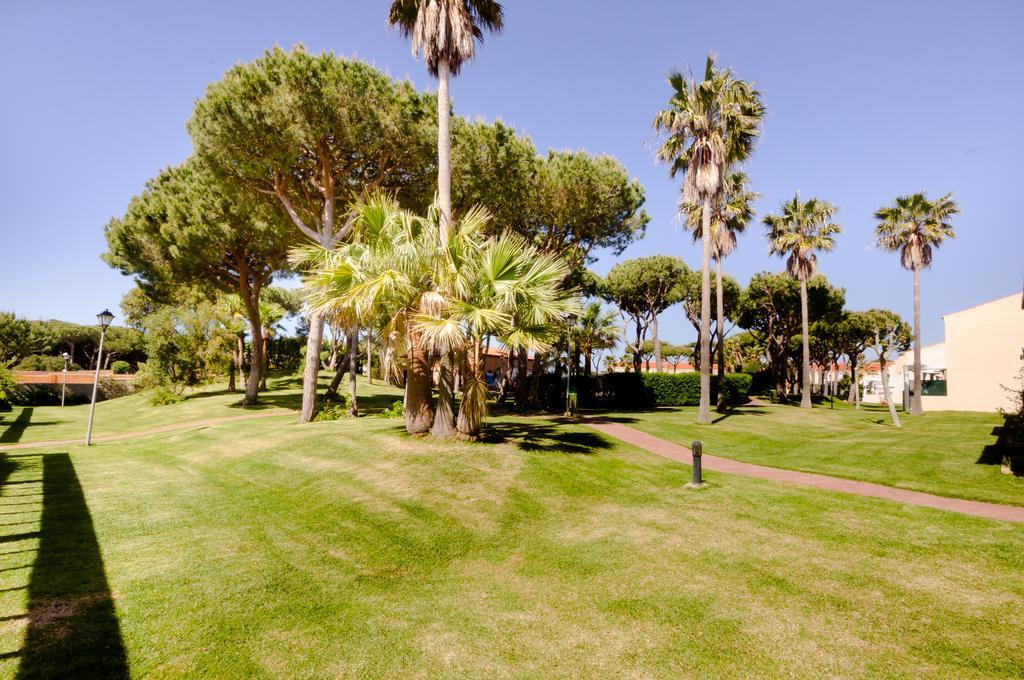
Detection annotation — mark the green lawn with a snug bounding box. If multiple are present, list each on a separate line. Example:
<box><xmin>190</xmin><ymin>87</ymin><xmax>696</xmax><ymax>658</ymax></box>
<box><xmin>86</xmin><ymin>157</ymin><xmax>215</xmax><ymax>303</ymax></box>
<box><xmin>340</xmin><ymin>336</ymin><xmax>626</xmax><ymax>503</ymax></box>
<box><xmin>0</xmin><ymin>373</ymin><xmax>405</xmax><ymax>445</ymax></box>
<box><xmin>603</xmin><ymin>401</ymin><xmax>1022</xmax><ymax>506</ymax></box>
<box><xmin>1</xmin><ymin>400</ymin><xmax>1022</xmax><ymax>677</ymax></box>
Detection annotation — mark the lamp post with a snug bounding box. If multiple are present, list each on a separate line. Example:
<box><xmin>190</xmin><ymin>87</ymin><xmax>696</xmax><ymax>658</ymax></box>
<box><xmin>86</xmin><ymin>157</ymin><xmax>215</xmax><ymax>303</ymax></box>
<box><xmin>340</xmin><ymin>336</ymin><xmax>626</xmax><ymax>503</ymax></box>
<box><xmin>60</xmin><ymin>351</ymin><xmax>70</xmax><ymax>407</ymax></box>
<box><xmin>85</xmin><ymin>309</ymin><xmax>114</xmax><ymax>446</ymax></box>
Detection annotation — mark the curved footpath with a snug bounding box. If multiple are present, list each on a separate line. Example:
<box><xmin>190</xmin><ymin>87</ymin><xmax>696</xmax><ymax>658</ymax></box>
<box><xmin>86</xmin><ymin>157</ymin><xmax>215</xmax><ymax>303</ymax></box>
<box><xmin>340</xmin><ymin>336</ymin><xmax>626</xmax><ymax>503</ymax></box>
<box><xmin>0</xmin><ymin>409</ymin><xmax>292</xmax><ymax>451</ymax></box>
<box><xmin>582</xmin><ymin>417</ymin><xmax>1024</xmax><ymax>523</ymax></box>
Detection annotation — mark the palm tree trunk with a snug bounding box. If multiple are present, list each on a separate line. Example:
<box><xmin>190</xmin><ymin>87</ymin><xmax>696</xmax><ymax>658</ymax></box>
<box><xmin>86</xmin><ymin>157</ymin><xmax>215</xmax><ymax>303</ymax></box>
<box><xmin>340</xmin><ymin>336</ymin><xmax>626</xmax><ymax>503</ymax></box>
<box><xmin>436</xmin><ymin>57</ymin><xmax>452</xmax><ymax>243</ymax></box>
<box><xmin>715</xmin><ymin>259</ymin><xmax>727</xmax><ymax>412</ymax></box>
<box><xmin>405</xmin><ymin>329</ymin><xmax>434</xmax><ymax>435</ymax></box>
<box><xmin>584</xmin><ymin>349</ymin><xmax>592</xmax><ymax>376</ymax></box>
<box><xmin>457</xmin><ymin>340</ymin><xmax>486</xmax><ymax>439</ymax></box>
<box><xmin>698</xmin><ymin>201</ymin><xmax>712</xmax><ymax>424</ymax></box>
<box><xmin>911</xmin><ymin>266</ymin><xmax>923</xmax><ymax>415</ymax></box>
<box><xmin>800</xmin><ymin>277</ymin><xmax>812</xmax><ymax>409</ymax></box>
<box><xmin>299</xmin><ymin>310</ymin><xmax>323</xmax><ymax>423</ymax></box>
<box><xmin>347</xmin><ymin>324</ymin><xmax>358</xmax><ymax>417</ymax></box>
<box><xmin>236</xmin><ymin>334</ymin><xmax>246</xmax><ymax>388</ymax></box>
<box><xmin>260</xmin><ymin>334</ymin><xmax>269</xmax><ymax>391</ymax></box>
<box><xmin>227</xmin><ymin>355</ymin><xmax>236</xmax><ymax>393</ymax></box>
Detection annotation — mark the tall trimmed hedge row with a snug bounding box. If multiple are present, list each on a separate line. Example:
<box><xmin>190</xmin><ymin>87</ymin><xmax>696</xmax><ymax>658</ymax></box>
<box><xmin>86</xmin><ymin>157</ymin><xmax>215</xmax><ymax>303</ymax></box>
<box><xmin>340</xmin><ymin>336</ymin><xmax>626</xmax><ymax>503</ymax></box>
<box><xmin>538</xmin><ymin>371</ymin><xmax>753</xmax><ymax>410</ymax></box>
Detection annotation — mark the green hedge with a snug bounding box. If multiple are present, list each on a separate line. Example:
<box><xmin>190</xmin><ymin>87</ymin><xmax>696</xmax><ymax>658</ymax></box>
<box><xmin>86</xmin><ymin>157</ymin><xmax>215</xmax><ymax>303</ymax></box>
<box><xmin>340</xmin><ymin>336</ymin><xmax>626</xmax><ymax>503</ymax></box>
<box><xmin>642</xmin><ymin>372</ymin><xmax>752</xmax><ymax>407</ymax></box>
<box><xmin>537</xmin><ymin>371</ymin><xmax>752</xmax><ymax>411</ymax></box>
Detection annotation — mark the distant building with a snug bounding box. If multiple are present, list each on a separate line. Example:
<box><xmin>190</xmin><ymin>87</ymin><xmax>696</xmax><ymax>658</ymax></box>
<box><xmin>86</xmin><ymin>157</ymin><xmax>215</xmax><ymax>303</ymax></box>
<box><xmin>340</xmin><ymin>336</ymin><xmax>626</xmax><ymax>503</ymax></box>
<box><xmin>862</xmin><ymin>293</ymin><xmax>1023</xmax><ymax>412</ymax></box>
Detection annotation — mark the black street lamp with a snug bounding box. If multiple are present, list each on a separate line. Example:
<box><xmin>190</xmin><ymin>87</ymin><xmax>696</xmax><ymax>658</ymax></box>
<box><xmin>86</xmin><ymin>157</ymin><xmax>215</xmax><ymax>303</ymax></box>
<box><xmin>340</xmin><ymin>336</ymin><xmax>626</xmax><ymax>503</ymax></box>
<box><xmin>86</xmin><ymin>309</ymin><xmax>115</xmax><ymax>446</ymax></box>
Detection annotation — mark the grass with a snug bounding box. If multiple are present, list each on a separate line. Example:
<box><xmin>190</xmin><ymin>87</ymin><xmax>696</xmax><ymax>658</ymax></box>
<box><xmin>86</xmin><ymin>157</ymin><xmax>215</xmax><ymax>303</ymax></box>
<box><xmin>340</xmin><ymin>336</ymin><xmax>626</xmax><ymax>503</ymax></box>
<box><xmin>602</xmin><ymin>400</ymin><xmax>1023</xmax><ymax>507</ymax></box>
<box><xmin>0</xmin><ymin>403</ymin><xmax>1022</xmax><ymax>677</ymax></box>
<box><xmin>0</xmin><ymin>373</ymin><xmax>405</xmax><ymax>445</ymax></box>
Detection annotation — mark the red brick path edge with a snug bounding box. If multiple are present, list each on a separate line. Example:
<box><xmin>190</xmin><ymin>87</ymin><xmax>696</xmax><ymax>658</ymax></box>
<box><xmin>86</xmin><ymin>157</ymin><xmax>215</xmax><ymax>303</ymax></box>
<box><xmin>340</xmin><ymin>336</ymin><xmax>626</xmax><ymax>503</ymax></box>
<box><xmin>582</xmin><ymin>417</ymin><xmax>1024</xmax><ymax>524</ymax></box>
<box><xmin>0</xmin><ymin>410</ymin><xmax>292</xmax><ymax>451</ymax></box>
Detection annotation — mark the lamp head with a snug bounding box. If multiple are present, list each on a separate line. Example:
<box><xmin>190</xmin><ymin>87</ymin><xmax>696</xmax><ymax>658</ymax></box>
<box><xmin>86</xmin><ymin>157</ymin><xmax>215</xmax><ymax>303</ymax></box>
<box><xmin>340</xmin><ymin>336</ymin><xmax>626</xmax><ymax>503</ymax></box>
<box><xmin>97</xmin><ymin>309</ymin><xmax>114</xmax><ymax>330</ymax></box>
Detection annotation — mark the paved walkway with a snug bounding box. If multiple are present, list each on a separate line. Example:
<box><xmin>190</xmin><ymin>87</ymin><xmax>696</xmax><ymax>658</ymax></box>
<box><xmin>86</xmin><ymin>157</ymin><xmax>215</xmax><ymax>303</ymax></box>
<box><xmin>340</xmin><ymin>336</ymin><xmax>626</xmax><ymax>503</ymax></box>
<box><xmin>583</xmin><ymin>418</ymin><xmax>1024</xmax><ymax>523</ymax></box>
<box><xmin>0</xmin><ymin>410</ymin><xmax>292</xmax><ymax>451</ymax></box>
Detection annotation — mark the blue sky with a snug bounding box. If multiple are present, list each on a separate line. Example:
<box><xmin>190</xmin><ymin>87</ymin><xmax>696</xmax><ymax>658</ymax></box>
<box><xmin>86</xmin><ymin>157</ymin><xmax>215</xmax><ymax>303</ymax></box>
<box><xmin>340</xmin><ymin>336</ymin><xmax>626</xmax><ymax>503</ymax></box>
<box><xmin>2</xmin><ymin>0</ymin><xmax>1021</xmax><ymax>348</ymax></box>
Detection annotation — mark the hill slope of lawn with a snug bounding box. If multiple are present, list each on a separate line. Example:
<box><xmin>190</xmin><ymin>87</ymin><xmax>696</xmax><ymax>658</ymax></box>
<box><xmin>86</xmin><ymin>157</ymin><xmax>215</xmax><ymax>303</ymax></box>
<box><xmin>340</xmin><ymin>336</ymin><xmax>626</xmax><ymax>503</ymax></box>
<box><xmin>0</xmin><ymin>373</ymin><xmax>404</xmax><ymax>445</ymax></box>
<box><xmin>606</xmin><ymin>402</ymin><xmax>1022</xmax><ymax>506</ymax></box>
<box><xmin>1</xmin><ymin>409</ymin><xmax>1022</xmax><ymax>677</ymax></box>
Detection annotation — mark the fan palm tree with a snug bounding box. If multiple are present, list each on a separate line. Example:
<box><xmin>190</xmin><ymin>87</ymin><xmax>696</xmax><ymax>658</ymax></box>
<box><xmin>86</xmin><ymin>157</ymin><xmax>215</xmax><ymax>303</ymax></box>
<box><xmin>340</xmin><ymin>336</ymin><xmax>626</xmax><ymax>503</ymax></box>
<box><xmin>296</xmin><ymin>192</ymin><xmax>572</xmax><ymax>438</ymax></box>
<box><xmin>764</xmin><ymin>195</ymin><xmax>842</xmax><ymax>409</ymax></box>
<box><xmin>682</xmin><ymin>171</ymin><xmax>758</xmax><ymax>410</ymax></box>
<box><xmin>654</xmin><ymin>53</ymin><xmax>764</xmax><ymax>424</ymax></box>
<box><xmin>873</xmin><ymin>192</ymin><xmax>958</xmax><ymax>415</ymax></box>
<box><xmin>388</xmin><ymin>0</ymin><xmax>504</xmax><ymax>438</ymax></box>
<box><xmin>573</xmin><ymin>302</ymin><xmax>620</xmax><ymax>376</ymax></box>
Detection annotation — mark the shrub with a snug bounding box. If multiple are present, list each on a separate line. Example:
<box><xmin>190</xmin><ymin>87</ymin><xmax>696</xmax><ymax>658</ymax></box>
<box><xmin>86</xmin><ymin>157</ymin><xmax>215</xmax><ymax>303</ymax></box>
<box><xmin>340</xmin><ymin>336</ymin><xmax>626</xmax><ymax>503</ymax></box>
<box><xmin>641</xmin><ymin>372</ymin><xmax>752</xmax><ymax>407</ymax></box>
<box><xmin>99</xmin><ymin>377</ymin><xmax>134</xmax><ymax>400</ymax></box>
<box><xmin>313</xmin><ymin>402</ymin><xmax>346</xmax><ymax>422</ymax></box>
<box><xmin>0</xmin><ymin>365</ymin><xmax>16</xmax><ymax>410</ymax></box>
<box><xmin>377</xmin><ymin>400</ymin><xmax>404</xmax><ymax>419</ymax></box>
<box><xmin>150</xmin><ymin>386</ymin><xmax>183</xmax><ymax>406</ymax></box>
<box><xmin>13</xmin><ymin>354</ymin><xmax>81</xmax><ymax>371</ymax></box>
<box><xmin>111</xmin><ymin>360</ymin><xmax>132</xmax><ymax>374</ymax></box>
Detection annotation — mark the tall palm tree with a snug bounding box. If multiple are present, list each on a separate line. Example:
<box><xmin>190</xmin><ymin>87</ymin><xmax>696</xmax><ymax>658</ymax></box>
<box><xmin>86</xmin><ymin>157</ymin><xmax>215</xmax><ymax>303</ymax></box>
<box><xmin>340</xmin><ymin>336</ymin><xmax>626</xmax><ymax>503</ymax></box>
<box><xmin>388</xmin><ymin>0</ymin><xmax>504</xmax><ymax>439</ymax></box>
<box><xmin>573</xmin><ymin>302</ymin><xmax>620</xmax><ymax>376</ymax></box>
<box><xmin>682</xmin><ymin>171</ymin><xmax>758</xmax><ymax>410</ymax></box>
<box><xmin>764</xmin><ymin>195</ymin><xmax>842</xmax><ymax>409</ymax></box>
<box><xmin>387</xmin><ymin>0</ymin><xmax>503</xmax><ymax>242</ymax></box>
<box><xmin>873</xmin><ymin>192</ymin><xmax>958</xmax><ymax>415</ymax></box>
<box><xmin>654</xmin><ymin>53</ymin><xmax>764</xmax><ymax>424</ymax></box>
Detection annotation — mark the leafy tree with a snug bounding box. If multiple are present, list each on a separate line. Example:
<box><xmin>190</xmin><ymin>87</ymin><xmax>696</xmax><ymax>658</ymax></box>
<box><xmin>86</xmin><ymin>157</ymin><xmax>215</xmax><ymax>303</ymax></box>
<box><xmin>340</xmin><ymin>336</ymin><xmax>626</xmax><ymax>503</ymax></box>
<box><xmin>682</xmin><ymin>171</ymin><xmax>758</xmax><ymax>409</ymax></box>
<box><xmin>603</xmin><ymin>257</ymin><xmax>687</xmax><ymax>373</ymax></box>
<box><xmin>135</xmin><ymin>297</ymin><xmax>235</xmax><ymax>394</ymax></box>
<box><xmin>833</xmin><ymin>310</ymin><xmax>879</xmax><ymax>408</ymax></box>
<box><xmin>676</xmin><ymin>269</ymin><xmax>741</xmax><ymax>370</ymax></box>
<box><xmin>874</xmin><ymin>192</ymin><xmax>959</xmax><ymax>415</ymax></box>
<box><xmin>868</xmin><ymin>309</ymin><xmax>912</xmax><ymax>427</ymax></box>
<box><xmin>661</xmin><ymin>343</ymin><xmax>692</xmax><ymax>372</ymax></box>
<box><xmin>737</xmin><ymin>272</ymin><xmax>845</xmax><ymax>400</ymax></box>
<box><xmin>654</xmin><ymin>53</ymin><xmax>764</xmax><ymax>424</ymax></box>
<box><xmin>764</xmin><ymin>195</ymin><xmax>841</xmax><ymax>408</ymax></box>
<box><xmin>0</xmin><ymin>312</ymin><xmax>41</xmax><ymax>365</ymax></box>
<box><xmin>452</xmin><ymin>118</ymin><xmax>538</xmax><ymax>233</ymax></box>
<box><xmin>532</xmin><ymin>151</ymin><xmax>649</xmax><ymax>271</ymax></box>
<box><xmin>104</xmin><ymin>158</ymin><xmax>296</xmax><ymax>405</ymax></box>
<box><xmin>188</xmin><ymin>45</ymin><xmax>437</xmax><ymax>423</ymax></box>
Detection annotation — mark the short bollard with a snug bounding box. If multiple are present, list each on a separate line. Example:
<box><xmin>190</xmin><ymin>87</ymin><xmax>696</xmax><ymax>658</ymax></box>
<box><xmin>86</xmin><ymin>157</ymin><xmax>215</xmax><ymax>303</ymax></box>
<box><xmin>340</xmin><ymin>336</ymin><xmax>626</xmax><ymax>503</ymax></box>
<box><xmin>687</xmin><ymin>440</ymin><xmax>706</xmax><ymax>488</ymax></box>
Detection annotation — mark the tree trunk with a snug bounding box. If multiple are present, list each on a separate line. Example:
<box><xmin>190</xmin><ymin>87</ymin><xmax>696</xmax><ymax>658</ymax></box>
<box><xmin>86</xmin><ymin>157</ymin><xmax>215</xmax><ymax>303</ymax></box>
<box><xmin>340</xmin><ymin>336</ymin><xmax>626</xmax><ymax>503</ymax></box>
<box><xmin>584</xmin><ymin>350</ymin><xmax>592</xmax><ymax>376</ymax></box>
<box><xmin>299</xmin><ymin>310</ymin><xmax>324</xmax><ymax>423</ymax></box>
<box><xmin>430</xmin><ymin>352</ymin><xmax>457</xmax><ymax>439</ymax></box>
<box><xmin>236</xmin><ymin>334</ymin><xmax>246</xmax><ymax>388</ymax></box>
<box><xmin>800</xmin><ymin>277</ymin><xmax>812</xmax><ymax>409</ymax></box>
<box><xmin>910</xmin><ymin>266</ymin><xmax>923</xmax><ymax>415</ymax></box>
<box><xmin>326</xmin><ymin>329</ymin><xmax>357</xmax><ymax>398</ymax></box>
<box><xmin>404</xmin><ymin>330</ymin><xmax>434</xmax><ymax>435</ymax></box>
<box><xmin>698</xmin><ymin>201</ymin><xmax>712</xmax><ymax>424</ymax></box>
<box><xmin>260</xmin><ymin>334</ymin><xmax>269</xmax><ymax>391</ymax></box>
<box><xmin>652</xmin><ymin>312</ymin><xmax>662</xmax><ymax>372</ymax></box>
<box><xmin>347</xmin><ymin>324</ymin><xmax>358</xmax><ymax>417</ymax></box>
<box><xmin>515</xmin><ymin>348</ymin><xmax>529</xmax><ymax>410</ymax></box>
<box><xmin>632</xmin><ymin>318</ymin><xmax>644</xmax><ymax>373</ymax></box>
<box><xmin>436</xmin><ymin>57</ymin><xmax>452</xmax><ymax>244</ymax></box>
<box><xmin>457</xmin><ymin>340</ymin><xmax>486</xmax><ymax>439</ymax></box>
<box><xmin>847</xmin><ymin>356</ymin><xmax>857</xmax><ymax>404</ymax></box>
<box><xmin>715</xmin><ymin>259</ymin><xmax>727</xmax><ymax>412</ymax></box>
<box><xmin>242</xmin><ymin>293</ymin><xmax>264</xmax><ymax>407</ymax></box>
<box><xmin>876</xmin><ymin>330</ymin><xmax>901</xmax><ymax>427</ymax></box>
<box><xmin>227</xmin><ymin>355</ymin><xmax>236</xmax><ymax>393</ymax></box>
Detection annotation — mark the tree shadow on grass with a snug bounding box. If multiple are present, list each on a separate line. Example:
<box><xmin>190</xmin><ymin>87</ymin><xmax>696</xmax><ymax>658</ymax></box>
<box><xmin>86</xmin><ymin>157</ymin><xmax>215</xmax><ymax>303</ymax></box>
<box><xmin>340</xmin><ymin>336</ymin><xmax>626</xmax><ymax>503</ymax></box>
<box><xmin>0</xmin><ymin>452</ymin><xmax>128</xmax><ymax>678</ymax></box>
<box><xmin>977</xmin><ymin>419</ymin><xmax>1023</xmax><ymax>476</ymax></box>
<box><xmin>482</xmin><ymin>421</ymin><xmax>613</xmax><ymax>455</ymax></box>
<box><xmin>0</xmin><ymin>410</ymin><xmax>34</xmax><ymax>445</ymax></box>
